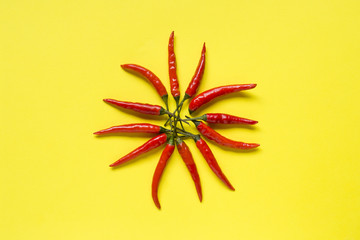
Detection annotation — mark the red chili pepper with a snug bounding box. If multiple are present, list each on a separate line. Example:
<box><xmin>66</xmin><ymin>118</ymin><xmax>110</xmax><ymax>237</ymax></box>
<box><xmin>184</xmin><ymin>43</ymin><xmax>206</xmax><ymax>99</ymax></box>
<box><xmin>168</xmin><ymin>31</ymin><xmax>180</xmax><ymax>102</ymax></box>
<box><xmin>121</xmin><ymin>64</ymin><xmax>169</xmax><ymax>105</ymax></box>
<box><xmin>201</xmin><ymin>113</ymin><xmax>258</xmax><ymax>125</ymax></box>
<box><xmin>176</xmin><ymin>138</ymin><xmax>202</xmax><ymax>202</ymax></box>
<box><xmin>104</xmin><ymin>99</ymin><xmax>167</xmax><ymax>115</ymax></box>
<box><xmin>194</xmin><ymin>121</ymin><xmax>259</xmax><ymax>149</ymax></box>
<box><xmin>93</xmin><ymin>123</ymin><xmax>168</xmax><ymax>135</ymax></box>
<box><xmin>188</xmin><ymin>84</ymin><xmax>257</xmax><ymax>114</ymax></box>
<box><xmin>152</xmin><ymin>137</ymin><xmax>175</xmax><ymax>209</ymax></box>
<box><xmin>195</xmin><ymin>137</ymin><xmax>234</xmax><ymax>190</ymax></box>
<box><xmin>109</xmin><ymin>133</ymin><xmax>168</xmax><ymax>167</ymax></box>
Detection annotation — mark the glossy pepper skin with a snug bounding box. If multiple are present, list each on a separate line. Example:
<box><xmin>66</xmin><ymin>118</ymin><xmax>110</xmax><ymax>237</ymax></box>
<box><xmin>109</xmin><ymin>133</ymin><xmax>168</xmax><ymax>167</ymax></box>
<box><xmin>104</xmin><ymin>99</ymin><xmax>166</xmax><ymax>115</ymax></box>
<box><xmin>176</xmin><ymin>138</ymin><xmax>202</xmax><ymax>202</ymax></box>
<box><xmin>184</xmin><ymin>43</ymin><xmax>206</xmax><ymax>99</ymax></box>
<box><xmin>168</xmin><ymin>31</ymin><xmax>180</xmax><ymax>102</ymax></box>
<box><xmin>152</xmin><ymin>137</ymin><xmax>175</xmax><ymax>209</ymax></box>
<box><xmin>195</xmin><ymin>137</ymin><xmax>234</xmax><ymax>190</ymax></box>
<box><xmin>93</xmin><ymin>123</ymin><xmax>167</xmax><ymax>135</ymax></box>
<box><xmin>121</xmin><ymin>64</ymin><xmax>169</xmax><ymax>105</ymax></box>
<box><xmin>189</xmin><ymin>84</ymin><xmax>257</xmax><ymax>114</ymax></box>
<box><xmin>194</xmin><ymin>121</ymin><xmax>259</xmax><ymax>149</ymax></box>
<box><xmin>203</xmin><ymin>113</ymin><xmax>258</xmax><ymax>125</ymax></box>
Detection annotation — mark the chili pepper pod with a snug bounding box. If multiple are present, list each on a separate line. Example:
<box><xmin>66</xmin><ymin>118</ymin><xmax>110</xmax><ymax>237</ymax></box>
<box><xmin>168</xmin><ymin>31</ymin><xmax>180</xmax><ymax>104</ymax></box>
<box><xmin>93</xmin><ymin>123</ymin><xmax>169</xmax><ymax>135</ymax></box>
<box><xmin>109</xmin><ymin>133</ymin><xmax>168</xmax><ymax>167</ymax></box>
<box><xmin>163</xmin><ymin>43</ymin><xmax>206</xmax><ymax>127</ymax></box>
<box><xmin>176</xmin><ymin>138</ymin><xmax>202</xmax><ymax>202</ymax></box>
<box><xmin>200</xmin><ymin>113</ymin><xmax>258</xmax><ymax>125</ymax></box>
<box><xmin>104</xmin><ymin>99</ymin><xmax>168</xmax><ymax>116</ymax></box>
<box><xmin>193</xmin><ymin>121</ymin><xmax>260</xmax><ymax>149</ymax></box>
<box><xmin>121</xmin><ymin>64</ymin><xmax>169</xmax><ymax>107</ymax></box>
<box><xmin>184</xmin><ymin>43</ymin><xmax>206</xmax><ymax>99</ymax></box>
<box><xmin>194</xmin><ymin>136</ymin><xmax>235</xmax><ymax>190</ymax></box>
<box><xmin>188</xmin><ymin>84</ymin><xmax>257</xmax><ymax>114</ymax></box>
<box><xmin>152</xmin><ymin>136</ymin><xmax>175</xmax><ymax>209</ymax></box>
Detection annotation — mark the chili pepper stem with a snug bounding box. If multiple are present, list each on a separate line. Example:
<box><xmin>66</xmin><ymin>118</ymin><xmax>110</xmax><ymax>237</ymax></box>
<box><xmin>162</xmin><ymin>95</ymin><xmax>169</xmax><ymax>110</ymax></box>
<box><xmin>175</xmin><ymin>128</ymin><xmax>200</xmax><ymax>140</ymax></box>
<box><xmin>163</xmin><ymin>113</ymin><xmax>190</xmax><ymax>127</ymax></box>
<box><xmin>183</xmin><ymin>115</ymin><xmax>205</xmax><ymax>122</ymax></box>
<box><xmin>174</xmin><ymin>96</ymin><xmax>180</xmax><ymax>106</ymax></box>
<box><xmin>174</xmin><ymin>103</ymin><xmax>186</xmax><ymax>131</ymax></box>
<box><xmin>173</xmin><ymin>99</ymin><xmax>181</xmax><ymax>130</ymax></box>
<box><xmin>164</xmin><ymin>94</ymin><xmax>190</xmax><ymax>126</ymax></box>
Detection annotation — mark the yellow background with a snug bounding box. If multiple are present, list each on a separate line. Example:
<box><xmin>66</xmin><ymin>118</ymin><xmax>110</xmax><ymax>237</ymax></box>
<box><xmin>1</xmin><ymin>0</ymin><xmax>359</xmax><ymax>239</ymax></box>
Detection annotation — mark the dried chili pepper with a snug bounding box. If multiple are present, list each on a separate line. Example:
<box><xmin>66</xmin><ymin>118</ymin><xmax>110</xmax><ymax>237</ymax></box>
<box><xmin>121</xmin><ymin>64</ymin><xmax>169</xmax><ymax>106</ymax></box>
<box><xmin>193</xmin><ymin>121</ymin><xmax>259</xmax><ymax>149</ymax></box>
<box><xmin>152</xmin><ymin>137</ymin><xmax>175</xmax><ymax>209</ymax></box>
<box><xmin>109</xmin><ymin>133</ymin><xmax>168</xmax><ymax>167</ymax></box>
<box><xmin>187</xmin><ymin>113</ymin><xmax>258</xmax><ymax>125</ymax></box>
<box><xmin>104</xmin><ymin>99</ymin><xmax>168</xmax><ymax>116</ymax></box>
<box><xmin>168</xmin><ymin>31</ymin><xmax>180</xmax><ymax>103</ymax></box>
<box><xmin>194</xmin><ymin>136</ymin><xmax>234</xmax><ymax>190</ymax></box>
<box><xmin>176</xmin><ymin>138</ymin><xmax>202</xmax><ymax>201</ymax></box>
<box><xmin>184</xmin><ymin>43</ymin><xmax>206</xmax><ymax>99</ymax></box>
<box><xmin>189</xmin><ymin>84</ymin><xmax>257</xmax><ymax>114</ymax></box>
<box><xmin>93</xmin><ymin>123</ymin><xmax>168</xmax><ymax>135</ymax></box>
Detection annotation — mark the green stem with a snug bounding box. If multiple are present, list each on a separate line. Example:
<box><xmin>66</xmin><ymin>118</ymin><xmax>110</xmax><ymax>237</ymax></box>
<box><xmin>183</xmin><ymin>115</ymin><xmax>205</xmax><ymax>121</ymax></box>
<box><xmin>175</xmin><ymin>127</ymin><xmax>200</xmax><ymax>140</ymax></box>
<box><xmin>164</xmin><ymin>94</ymin><xmax>190</xmax><ymax>126</ymax></box>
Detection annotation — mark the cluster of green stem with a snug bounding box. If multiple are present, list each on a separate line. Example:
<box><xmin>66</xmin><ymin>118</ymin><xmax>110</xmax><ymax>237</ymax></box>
<box><xmin>163</xmin><ymin>95</ymin><xmax>201</xmax><ymax>141</ymax></box>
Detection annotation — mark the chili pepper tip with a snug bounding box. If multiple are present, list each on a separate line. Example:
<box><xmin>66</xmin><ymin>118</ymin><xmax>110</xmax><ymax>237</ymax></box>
<box><xmin>251</xmin><ymin>143</ymin><xmax>260</xmax><ymax>148</ymax></box>
<box><xmin>153</xmin><ymin>198</ymin><xmax>161</xmax><ymax>209</ymax></box>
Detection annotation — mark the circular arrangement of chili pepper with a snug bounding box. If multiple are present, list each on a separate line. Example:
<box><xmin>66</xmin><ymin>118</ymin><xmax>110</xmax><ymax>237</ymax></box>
<box><xmin>94</xmin><ymin>32</ymin><xmax>259</xmax><ymax>209</ymax></box>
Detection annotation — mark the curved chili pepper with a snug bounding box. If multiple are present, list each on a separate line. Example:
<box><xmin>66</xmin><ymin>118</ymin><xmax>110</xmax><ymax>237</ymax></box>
<box><xmin>121</xmin><ymin>64</ymin><xmax>169</xmax><ymax>105</ymax></box>
<box><xmin>202</xmin><ymin>113</ymin><xmax>258</xmax><ymax>125</ymax></box>
<box><xmin>109</xmin><ymin>133</ymin><xmax>168</xmax><ymax>167</ymax></box>
<box><xmin>176</xmin><ymin>138</ymin><xmax>202</xmax><ymax>202</ymax></box>
<box><xmin>93</xmin><ymin>123</ymin><xmax>168</xmax><ymax>135</ymax></box>
<box><xmin>168</xmin><ymin>31</ymin><xmax>180</xmax><ymax>102</ymax></box>
<box><xmin>184</xmin><ymin>43</ymin><xmax>206</xmax><ymax>99</ymax></box>
<box><xmin>188</xmin><ymin>84</ymin><xmax>257</xmax><ymax>114</ymax></box>
<box><xmin>195</xmin><ymin>137</ymin><xmax>234</xmax><ymax>190</ymax></box>
<box><xmin>194</xmin><ymin>121</ymin><xmax>259</xmax><ymax>149</ymax></box>
<box><xmin>152</xmin><ymin>137</ymin><xmax>175</xmax><ymax>209</ymax></box>
<box><xmin>104</xmin><ymin>99</ymin><xmax>167</xmax><ymax>115</ymax></box>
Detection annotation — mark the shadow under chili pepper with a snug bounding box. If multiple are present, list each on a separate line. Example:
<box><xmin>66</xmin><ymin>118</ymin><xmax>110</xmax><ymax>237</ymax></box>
<box><xmin>104</xmin><ymin>101</ymin><xmax>167</xmax><ymax>121</ymax></box>
<box><xmin>189</xmin><ymin>91</ymin><xmax>257</xmax><ymax>115</ymax></box>
<box><xmin>109</xmin><ymin>144</ymin><xmax>167</xmax><ymax>170</ymax></box>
